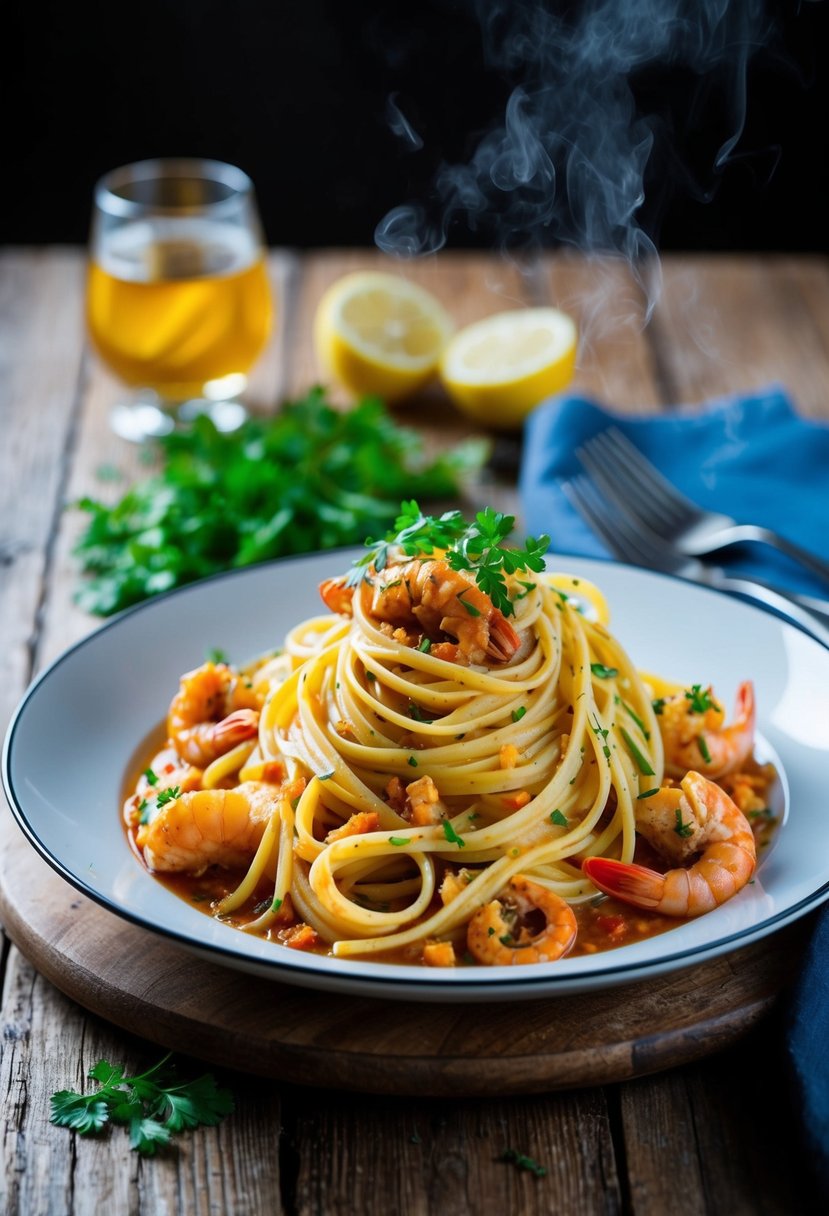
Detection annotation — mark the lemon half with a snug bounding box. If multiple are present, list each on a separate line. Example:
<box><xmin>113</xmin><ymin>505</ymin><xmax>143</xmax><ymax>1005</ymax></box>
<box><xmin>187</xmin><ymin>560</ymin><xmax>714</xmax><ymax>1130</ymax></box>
<box><xmin>314</xmin><ymin>272</ymin><xmax>454</xmax><ymax>402</ymax></box>
<box><xmin>440</xmin><ymin>307</ymin><xmax>578</xmax><ymax>428</ymax></box>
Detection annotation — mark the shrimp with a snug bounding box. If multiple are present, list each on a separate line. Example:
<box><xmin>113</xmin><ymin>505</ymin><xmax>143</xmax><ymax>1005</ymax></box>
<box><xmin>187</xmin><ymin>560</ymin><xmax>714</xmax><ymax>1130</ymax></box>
<box><xmin>581</xmin><ymin>771</ymin><xmax>756</xmax><ymax>917</ymax></box>
<box><xmin>320</xmin><ymin>559</ymin><xmax>521</xmax><ymax>664</ymax></box>
<box><xmin>141</xmin><ymin>780</ymin><xmax>284</xmax><ymax>874</ymax></box>
<box><xmin>167</xmin><ymin>661</ymin><xmax>262</xmax><ymax>767</ymax></box>
<box><xmin>123</xmin><ymin>743</ymin><xmax>203</xmax><ymax>828</ymax></box>
<box><xmin>466</xmin><ymin>875</ymin><xmax>577</xmax><ymax>965</ymax></box>
<box><xmin>657</xmin><ymin>680</ymin><xmax>755</xmax><ymax>780</ymax></box>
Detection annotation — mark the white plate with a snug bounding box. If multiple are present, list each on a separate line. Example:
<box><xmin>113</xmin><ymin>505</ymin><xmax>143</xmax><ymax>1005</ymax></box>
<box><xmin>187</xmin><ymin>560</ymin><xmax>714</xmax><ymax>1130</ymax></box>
<box><xmin>3</xmin><ymin>552</ymin><xmax>829</xmax><ymax>1002</ymax></box>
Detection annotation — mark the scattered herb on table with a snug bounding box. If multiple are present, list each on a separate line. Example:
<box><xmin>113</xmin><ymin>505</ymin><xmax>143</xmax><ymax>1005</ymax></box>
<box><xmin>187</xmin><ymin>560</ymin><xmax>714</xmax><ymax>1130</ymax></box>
<box><xmin>50</xmin><ymin>1054</ymin><xmax>234</xmax><ymax>1155</ymax></box>
<box><xmin>72</xmin><ymin>389</ymin><xmax>487</xmax><ymax>616</ymax></box>
<box><xmin>498</xmin><ymin>1148</ymin><xmax>547</xmax><ymax>1177</ymax></box>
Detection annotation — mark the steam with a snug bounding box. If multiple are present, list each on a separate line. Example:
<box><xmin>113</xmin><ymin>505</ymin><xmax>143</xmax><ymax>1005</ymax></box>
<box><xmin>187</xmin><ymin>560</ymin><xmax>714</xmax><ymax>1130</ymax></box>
<box><xmin>375</xmin><ymin>0</ymin><xmax>774</xmax><ymax>316</ymax></box>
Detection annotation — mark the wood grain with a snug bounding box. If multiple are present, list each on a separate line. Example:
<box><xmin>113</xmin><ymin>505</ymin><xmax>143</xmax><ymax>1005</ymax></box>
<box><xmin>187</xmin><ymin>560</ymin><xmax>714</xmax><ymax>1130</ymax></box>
<box><xmin>2</xmin><ymin>248</ymin><xmax>827</xmax><ymax>1215</ymax></box>
<box><xmin>0</xmin><ymin>800</ymin><xmax>810</xmax><ymax>1097</ymax></box>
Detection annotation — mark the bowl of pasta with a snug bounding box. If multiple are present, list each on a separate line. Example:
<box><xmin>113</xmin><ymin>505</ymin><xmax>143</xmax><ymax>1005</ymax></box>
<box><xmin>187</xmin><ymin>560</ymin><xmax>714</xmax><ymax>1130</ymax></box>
<box><xmin>3</xmin><ymin>505</ymin><xmax>827</xmax><ymax>1001</ymax></box>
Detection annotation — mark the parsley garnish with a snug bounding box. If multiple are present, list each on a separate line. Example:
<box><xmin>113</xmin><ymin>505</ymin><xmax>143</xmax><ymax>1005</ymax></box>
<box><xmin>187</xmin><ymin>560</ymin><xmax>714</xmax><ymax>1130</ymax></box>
<box><xmin>652</xmin><ymin>698</ymin><xmax>666</xmax><ymax>716</ymax></box>
<box><xmin>143</xmin><ymin>767</ymin><xmax>159</xmax><ymax>786</ymax></box>
<box><xmin>674</xmin><ymin>809</ymin><xmax>694</xmax><ymax>838</ymax></box>
<box><xmin>637</xmin><ymin>788</ymin><xmax>660</xmax><ymax>800</ymax></box>
<box><xmin>408</xmin><ymin>756</ymin><xmax>419</xmax><ymax>767</ymax></box>
<box><xmin>72</xmin><ymin>392</ymin><xmax>486</xmax><ymax>616</ymax></box>
<box><xmin>206</xmin><ymin>647</ymin><xmax>227</xmax><ymax>664</ymax></box>
<box><xmin>349</xmin><ymin>501</ymin><xmax>549</xmax><ymax>618</ymax></box>
<box><xmin>685</xmin><ymin>684</ymin><xmax>719</xmax><ymax>714</ymax></box>
<box><xmin>697</xmin><ymin>736</ymin><xmax>712</xmax><ymax>764</ymax></box>
<box><xmin>619</xmin><ymin>729</ymin><xmax>655</xmax><ymax>776</ymax></box>
<box><xmin>442</xmin><ymin>821</ymin><xmax>466</xmax><ymax>849</ymax></box>
<box><xmin>418</xmin><ymin>637</ymin><xmax>432</xmax><ymax>652</ymax></box>
<box><xmin>499</xmin><ymin>1148</ymin><xmax>547</xmax><ymax>1178</ymax></box>
<box><xmin>590</xmin><ymin>715</ymin><xmax>612</xmax><ymax>759</ymax></box>
<box><xmin>590</xmin><ymin>663</ymin><xmax>618</xmax><ymax>679</ymax></box>
<box><xmin>50</xmin><ymin>1054</ymin><xmax>233</xmax><ymax>1155</ymax></box>
<box><xmin>550</xmin><ymin>809</ymin><xmax>568</xmax><ymax>827</ymax></box>
<box><xmin>511</xmin><ymin>706</ymin><xmax>527</xmax><ymax>722</ymax></box>
<box><xmin>154</xmin><ymin>785</ymin><xmax>181</xmax><ymax>809</ymax></box>
<box><xmin>137</xmin><ymin>798</ymin><xmax>150</xmax><ymax>824</ymax></box>
<box><xmin>620</xmin><ymin>700</ymin><xmax>650</xmax><ymax>740</ymax></box>
<box><xmin>389</xmin><ymin>836</ymin><xmax>411</xmax><ymax>846</ymax></box>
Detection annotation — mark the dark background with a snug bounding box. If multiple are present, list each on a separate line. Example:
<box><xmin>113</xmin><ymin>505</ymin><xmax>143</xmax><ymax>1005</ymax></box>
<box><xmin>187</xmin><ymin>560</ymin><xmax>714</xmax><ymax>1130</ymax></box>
<box><xmin>8</xmin><ymin>0</ymin><xmax>828</xmax><ymax>253</ymax></box>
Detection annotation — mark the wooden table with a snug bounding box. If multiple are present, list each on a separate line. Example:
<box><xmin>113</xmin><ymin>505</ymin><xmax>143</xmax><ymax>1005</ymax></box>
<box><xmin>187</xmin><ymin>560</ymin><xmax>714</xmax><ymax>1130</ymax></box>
<box><xmin>2</xmin><ymin>248</ymin><xmax>828</xmax><ymax>1214</ymax></box>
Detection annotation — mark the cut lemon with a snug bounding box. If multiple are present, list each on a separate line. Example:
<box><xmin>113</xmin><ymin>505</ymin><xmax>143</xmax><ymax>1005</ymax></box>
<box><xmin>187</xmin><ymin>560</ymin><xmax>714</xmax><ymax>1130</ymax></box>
<box><xmin>439</xmin><ymin>308</ymin><xmax>578</xmax><ymax>428</ymax></box>
<box><xmin>314</xmin><ymin>272</ymin><xmax>454</xmax><ymax>402</ymax></box>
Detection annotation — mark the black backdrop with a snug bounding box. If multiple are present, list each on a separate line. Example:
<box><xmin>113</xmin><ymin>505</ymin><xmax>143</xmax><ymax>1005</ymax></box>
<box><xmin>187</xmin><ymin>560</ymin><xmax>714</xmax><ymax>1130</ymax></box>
<box><xmin>8</xmin><ymin>0</ymin><xmax>828</xmax><ymax>253</ymax></box>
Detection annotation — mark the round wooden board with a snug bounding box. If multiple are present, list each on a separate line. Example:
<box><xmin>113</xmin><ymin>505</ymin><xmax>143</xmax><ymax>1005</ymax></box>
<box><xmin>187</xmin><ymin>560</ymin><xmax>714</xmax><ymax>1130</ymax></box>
<box><xmin>0</xmin><ymin>805</ymin><xmax>810</xmax><ymax>1096</ymax></box>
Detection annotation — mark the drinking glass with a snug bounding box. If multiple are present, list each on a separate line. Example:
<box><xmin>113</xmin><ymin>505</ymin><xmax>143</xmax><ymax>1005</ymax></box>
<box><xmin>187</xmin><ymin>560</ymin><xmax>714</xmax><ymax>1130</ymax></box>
<box><xmin>87</xmin><ymin>159</ymin><xmax>273</xmax><ymax>441</ymax></box>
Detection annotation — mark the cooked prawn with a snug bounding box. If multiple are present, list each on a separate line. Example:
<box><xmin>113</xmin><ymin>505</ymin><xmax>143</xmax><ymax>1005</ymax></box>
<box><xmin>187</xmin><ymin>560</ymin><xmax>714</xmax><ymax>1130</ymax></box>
<box><xmin>141</xmin><ymin>780</ymin><xmax>283</xmax><ymax>874</ymax></box>
<box><xmin>658</xmin><ymin>680</ymin><xmax>755</xmax><ymax>780</ymax></box>
<box><xmin>123</xmin><ymin>743</ymin><xmax>203</xmax><ymax>827</ymax></box>
<box><xmin>320</xmin><ymin>559</ymin><xmax>520</xmax><ymax>664</ymax></box>
<box><xmin>466</xmin><ymin>875</ymin><xmax>577</xmax><ymax>965</ymax></box>
<box><xmin>582</xmin><ymin>771</ymin><xmax>756</xmax><ymax>917</ymax></box>
<box><xmin>167</xmin><ymin>661</ymin><xmax>262</xmax><ymax>767</ymax></box>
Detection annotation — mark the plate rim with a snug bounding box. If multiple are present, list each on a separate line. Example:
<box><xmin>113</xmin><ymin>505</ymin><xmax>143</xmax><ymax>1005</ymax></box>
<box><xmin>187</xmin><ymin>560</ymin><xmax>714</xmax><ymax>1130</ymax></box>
<box><xmin>3</xmin><ymin>549</ymin><xmax>829</xmax><ymax>998</ymax></box>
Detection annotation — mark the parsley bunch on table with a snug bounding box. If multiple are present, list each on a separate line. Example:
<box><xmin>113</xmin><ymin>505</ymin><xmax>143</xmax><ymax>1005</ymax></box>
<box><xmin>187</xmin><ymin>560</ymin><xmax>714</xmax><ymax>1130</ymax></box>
<box><xmin>50</xmin><ymin>1054</ymin><xmax>234</xmax><ymax>1155</ymax></box>
<box><xmin>73</xmin><ymin>389</ymin><xmax>487</xmax><ymax>616</ymax></box>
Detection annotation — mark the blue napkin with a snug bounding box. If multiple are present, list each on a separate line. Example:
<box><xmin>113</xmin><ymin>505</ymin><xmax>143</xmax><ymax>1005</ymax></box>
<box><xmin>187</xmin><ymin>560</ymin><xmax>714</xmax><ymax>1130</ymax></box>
<box><xmin>519</xmin><ymin>385</ymin><xmax>829</xmax><ymax>599</ymax></box>
<box><xmin>519</xmin><ymin>384</ymin><xmax>829</xmax><ymax>1196</ymax></box>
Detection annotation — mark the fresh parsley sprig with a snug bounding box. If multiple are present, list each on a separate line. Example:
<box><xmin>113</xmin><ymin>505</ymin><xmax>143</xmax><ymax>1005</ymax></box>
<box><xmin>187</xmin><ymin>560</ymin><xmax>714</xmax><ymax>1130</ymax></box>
<box><xmin>350</xmin><ymin>501</ymin><xmax>550</xmax><ymax>617</ymax></box>
<box><xmin>50</xmin><ymin>1054</ymin><xmax>234</xmax><ymax>1155</ymax></box>
<box><xmin>73</xmin><ymin>391</ymin><xmax>487</xmax><ymax>616</ymax></box>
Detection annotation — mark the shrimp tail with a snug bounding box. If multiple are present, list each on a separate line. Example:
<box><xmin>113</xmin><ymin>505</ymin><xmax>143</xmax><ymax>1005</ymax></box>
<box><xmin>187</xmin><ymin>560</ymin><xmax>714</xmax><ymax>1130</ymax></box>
<box><xmin>581</xmin><ymin>857</ymin><xmax>664</xmax><ymax>910</ymax></box>
<box><xmin>486</xmin><ymin>614</ymin><xmax>522</xmax><ymax>662</ymax></box>
<box><xmin>320</xmin><ymin>577</ymin><xmax>354</xmax><ymax>616</ymax></box>
<box><xmin>212</xmin><ymin>707</ymin><xmax>260</xmax><ymax>750</ymax></box>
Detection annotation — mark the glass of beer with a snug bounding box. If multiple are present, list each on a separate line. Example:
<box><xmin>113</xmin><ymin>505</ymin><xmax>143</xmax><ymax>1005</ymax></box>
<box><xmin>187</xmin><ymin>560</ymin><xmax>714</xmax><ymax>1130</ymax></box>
<box><xmin>87</xmin><ymin>159</ymin><xmax>273</xmax><ymax>441</ymax></box>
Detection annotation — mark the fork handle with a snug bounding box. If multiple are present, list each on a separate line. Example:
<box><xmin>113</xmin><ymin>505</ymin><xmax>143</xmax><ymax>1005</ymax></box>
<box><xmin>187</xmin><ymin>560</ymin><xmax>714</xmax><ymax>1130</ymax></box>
<box><xmin>707</xmin><ymin>568</ymin><xmax>829</xmax><ymax>650</ymax></box>
<box><xmin>723</xmin><ymin>525</ymin><xmax>829</xmax><ymax>587</ymax></box>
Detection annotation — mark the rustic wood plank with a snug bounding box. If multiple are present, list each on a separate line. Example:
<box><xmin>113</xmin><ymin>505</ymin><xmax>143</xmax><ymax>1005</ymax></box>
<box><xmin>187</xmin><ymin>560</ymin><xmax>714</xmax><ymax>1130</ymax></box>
<box><xmin>0</xmin><ymin>249</ymin><xmax>85</xmax><ymax>723</ymax></box>
<box><xmin>647</xmin><ymin>254</ymin><xmax>829</xmax><ymax>417</ymax></box>
<box><xmin>0</xmin><ymin>947</ymin><xmax>284</xmax><ymax>1216</ymax></box>
<box><xmin>0</xmin><ymin>247</ymin><xmax>294</xmax><ymax>1216</ymax></box>
<box><xmin>291</xmin><ymin>1085</ymin><xmax>622</xmax><ymax>1216</ymax></box>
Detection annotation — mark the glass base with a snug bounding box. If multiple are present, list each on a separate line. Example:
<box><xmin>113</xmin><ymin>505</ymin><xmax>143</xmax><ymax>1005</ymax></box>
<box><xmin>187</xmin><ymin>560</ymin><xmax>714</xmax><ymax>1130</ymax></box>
<box><xmin>110</xmin><ymin>391</ymin><xmax>247</xmax><ymax>442</ymax></box>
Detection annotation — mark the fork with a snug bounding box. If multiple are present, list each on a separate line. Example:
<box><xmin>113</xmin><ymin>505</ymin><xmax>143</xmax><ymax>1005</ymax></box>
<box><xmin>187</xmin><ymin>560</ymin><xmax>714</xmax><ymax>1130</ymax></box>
<box><xmin>576</xmin><ymin>427</ymin><xmax>829</xmax><ymax>587</ymax></box>
<box><xmin>562</xmin><ymin>475</ymin><xmax>829</xmax><ymax>650</ymax></box>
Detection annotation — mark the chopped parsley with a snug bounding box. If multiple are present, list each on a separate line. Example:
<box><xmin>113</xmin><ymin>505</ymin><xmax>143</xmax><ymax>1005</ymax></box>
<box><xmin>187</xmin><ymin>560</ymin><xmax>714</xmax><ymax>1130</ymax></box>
<box><xmin>590</xmin><ymin>715</ymin><xmax>612</xmax><ymax>759</ymax></box>
<box><xmin>154</xmin><ymin>785</ymin><xmax>181</xmax><ymax>809</ymax></box>
<box><xmin>206</xmin><ymin>647</ymin><xmax>228</xmax><ymax>664</ymax></box>
<box><xmin>619</xmin><ymin>699</ymin><xmax>650</xmax><ymax>740</ymax></box>
<box><xmin>685</xmin><ymin>684</ymin><xmax>720</xmax><ymax>714</ymax></box>
<box><xmin>498</xmin><ymin>1149</ymin><xmax>547</xmax><ymax>1178</ymax></box>
<box><xmin>143</xmin><ymin>767</ymin><xmax>159</xmax><ymax>786</ymax></box>
<box><xmin>697</xmin><ymin>736</ymin><xmax>712</xmax><ymax>764</ymax></box>
<box><xmin>511</xmin><ymin>706</ymin><xmax>527</xmax><ymax>722</ymax></box>
<box><xmin>590</xmin><ymin>663</ymin><xmax>618</xmax><ymax>679</ymax></box>
<box><xmin>389</xmin><ymin>836</ymin><xmax>411</xmax><ymax>846</ymax></box>
<box><xmin>550</xmin><ymin>809</ymin><xmax>568</xmax><ymax>827</ymax></box>
<box><xmin>137</xmin><ymin>798</ymin><xmax>150</xmax><ymax>824</ymax></box>
<box><xmin>674</xmin><ymin>809</ymin><xmax>694</xmax><ymax>838</ymax></box>
<box><xmin>636</xmin><ymin>788</ymin><xmax>660</xmax><ymax>800</ymax></box>
<box><xmin>418</xmin><ymin>637</ymin><xmax>432</xmax><ymax>653</ymax></box>
<box><xmin>442</xmin><ymin>821</ymin><xmax>466</xmax><ymax>849</ymax></box>
<box><xmin>652</xmin><ymin>698</ymin><xmax>666</xmax><ymax>716</ymax></box>
<box><xmin>619</xmin><ymin>728</ymin><xmax>655</xmax><ymax>776</ymax></box>
<box><xmin>407</xmin><ymin>756</ymin><xmax>419</xmax><ymax>767</ymax></box>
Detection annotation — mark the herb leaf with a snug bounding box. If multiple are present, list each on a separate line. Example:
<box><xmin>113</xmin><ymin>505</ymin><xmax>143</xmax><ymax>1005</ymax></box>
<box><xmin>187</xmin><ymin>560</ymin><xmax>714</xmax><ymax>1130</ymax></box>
<box><xmin>442</xmin><ymin>820</ymin><xmax>466</xmax><ymax>849</ymax></box>
<box><xmin>72</xmin><ymin>391</ymin><xmax>486</xmax><ymax>616</ymax></box>
<box><xmin>351</xmin><ymin>502</ymin><xmax>549</xmax><ymax>617</ymax></box>
<box><xmin>50</xmin><ymin>1055</ymin><xmax>234</xmax><ymax>1155</ymax></box>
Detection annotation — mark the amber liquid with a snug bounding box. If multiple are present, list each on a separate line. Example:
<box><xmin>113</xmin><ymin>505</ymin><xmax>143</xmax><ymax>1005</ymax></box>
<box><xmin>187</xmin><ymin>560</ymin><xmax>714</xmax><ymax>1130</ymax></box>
<box><xmin>87</xmin><ymin>219</ymin><xmax>273</xmax><ymax>401</ymax></box>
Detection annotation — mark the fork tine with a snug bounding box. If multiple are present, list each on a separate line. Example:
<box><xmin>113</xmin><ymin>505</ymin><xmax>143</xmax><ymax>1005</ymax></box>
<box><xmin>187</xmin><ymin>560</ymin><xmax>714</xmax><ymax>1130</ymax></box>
<box><xmin>582</xmin><ymin>428</ymin><xmax>700</xmax><ymax>531</ymax></box>
<box><xmin>562</xmin><ymin>476</ymin><xmax>681</xmax><ymax>573</ymax></box>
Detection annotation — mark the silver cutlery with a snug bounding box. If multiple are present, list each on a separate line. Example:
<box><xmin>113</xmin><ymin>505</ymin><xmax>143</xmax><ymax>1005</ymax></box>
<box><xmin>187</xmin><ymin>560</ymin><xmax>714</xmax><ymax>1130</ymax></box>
<box><xmin>562</xmin><ymin>474</ymin><xmax>829</xmax><ymax>650</ymax></box>
<box><xmin>576</xmin><ymin>427</ymin><xmax>829</xmax><ymax>587</ymax></box>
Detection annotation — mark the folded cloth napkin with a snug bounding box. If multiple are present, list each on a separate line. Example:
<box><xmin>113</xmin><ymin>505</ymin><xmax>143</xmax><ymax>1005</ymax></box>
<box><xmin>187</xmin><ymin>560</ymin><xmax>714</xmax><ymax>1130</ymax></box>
<box><xmin>520</xmin><ymin>382</ymin><xmax>829</xmax><ymax>1197</ymax></box>
<box><xmin>519</xmin><ymin>384</ymin><xmax>829</xmax><ymax>599</ymax></box>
